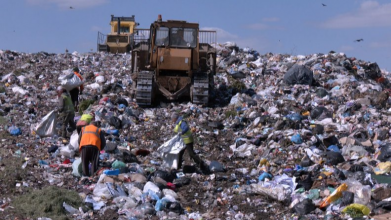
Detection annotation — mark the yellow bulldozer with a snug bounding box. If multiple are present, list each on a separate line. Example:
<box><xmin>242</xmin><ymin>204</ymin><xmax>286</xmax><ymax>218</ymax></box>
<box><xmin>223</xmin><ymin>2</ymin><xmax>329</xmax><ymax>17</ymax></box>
<box><xmin>131</xmin><ymin>15</ymin><xmax>217</xmax><ymax>106</ymax></box>
<box><xmin>97</xmin><ymin>15</ymin><xmax>139</xmax><ymax>53</ymax></box>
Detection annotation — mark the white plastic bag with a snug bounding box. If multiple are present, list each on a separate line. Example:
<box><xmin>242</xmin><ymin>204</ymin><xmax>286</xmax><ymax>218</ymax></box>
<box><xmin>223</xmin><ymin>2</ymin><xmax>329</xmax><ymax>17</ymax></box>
<box><xmin>229</xmin><ymin>93</ymin><xmax>243</xmax><ymax>106</ymax></box>
<box><xmin>1</xmin><ymin>73</ymin><xmax>14</xmax><ymax>82</ymax></box>
<box><xmin>157</xmin><ymin>135</ymin><xmax>186</xmax><ymax>169</ymax></box>
<box><xmin>12</xmin><ymin>86</ymin><xmax>28</xmax><ymax>95</ymax></box>
<box><xmin>59</xmin><ymin>73</ymin><xmax>83</xmax><ymax>91</ymax></box>
<box><xmin>69</xmin><ymin>132</ymin><xmax>79</xmax><ymax>151</ymax></box>
<box><xmin>143</xmin><ymin>181</ymin><xmax>162</xmax><ymax>198</ymax></box>
<box><xmin>86</xmin><ymin>82</ymin><xmax>101</xmax><ymax>90</ymax></box>
<box><xmin>34</xmin><ymin>110</ymin><xmax>57</xmax><ymax>137</ymax></box>
<box><xmin>72</xmin><ymin>157</ymin><xmax>82</xmax><ymax>177</ymax></box>
<box><xmin>59</xmin><ymin>145</ymin><xmax>75</xmax><ymax>158</ymax></box>
<box><xmin>17</xmin><ymin>75</ymin><xmax>29</xmax><ymax>84</ymax></box>
<box><xmin>95</xmin><ymin>75</ymin><xmax>105</xmax><ymax>83</ymax></box>
<box><xmin>93</xmin><ymin>183</ymin><xmax>112</xmax><ymax>200</ymax></box>
<box><xmin>163</xmin><ymin>189</ymin><xmax>178</xmax><ymax>199</ymax></box>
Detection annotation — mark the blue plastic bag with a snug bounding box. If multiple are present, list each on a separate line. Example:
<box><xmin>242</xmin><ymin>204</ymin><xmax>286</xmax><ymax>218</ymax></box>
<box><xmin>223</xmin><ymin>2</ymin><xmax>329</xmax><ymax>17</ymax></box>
<box><xmin>106</xmin><ymin>129</ymin><xmax>119</xmax><ymax>136</ymax></box>
<box><xmin>286</xmin><ymin>113</ymin><xmax>302</xmax><ymax>122</ymax></box>
<box><xmin>258</xmin><ymin>172</ymin><xmax>273</xmax><ymax>181</ymax></box>
<box><xmin>103</xmin><ymin>169</ymin><xmax>120</xmax><ymax>176</ymax></box>
<box><xmin>8</xmin><ymin>126</ymin><xmax>21</xmax><ymax>136</ymax></box>
<box><xmin>291</xmin><ymin>134</ymin><xmax>303</xmax><ymax>144</ymax></box>
<box><xmin>327</xmin><ymin>145</ymin><xmax>341</xmax><ymax>153</ymax></box>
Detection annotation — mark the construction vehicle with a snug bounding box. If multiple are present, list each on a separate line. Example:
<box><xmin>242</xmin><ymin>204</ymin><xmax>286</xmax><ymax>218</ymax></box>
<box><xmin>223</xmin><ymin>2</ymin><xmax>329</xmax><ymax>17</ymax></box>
<box><xmin>131</xmin><ymin>15</ymin><xmax>217</xmax><ymax>106</ymax></box>
<box><xmin>97</xmin><ymin>15</ymin><xmax>139</xmax><ymax>53</ymax></box>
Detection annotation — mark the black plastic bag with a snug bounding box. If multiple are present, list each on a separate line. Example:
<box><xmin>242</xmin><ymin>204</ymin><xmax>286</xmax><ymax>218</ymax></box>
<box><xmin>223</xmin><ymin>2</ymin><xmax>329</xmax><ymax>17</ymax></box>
<box><xmin>301</xmin><ymin>155</ymin><xmax>314</xmax><ymax>167</ymax></box>
<box><xmin>325</xmin><ymin>151</ymin><xmax>345</xmax><ymax>165</ymax></box>
<box><xmin>154</xmin><ymin>170</ymin><xmax>175</xmax><ymax>183</ymax></box>
<box><xmin>48</xmin><ymin>145</ymin><xmax>59</xmax><ymax>153</ymax></box>
<box><xmin>226</xmin><ymin>57</ymin><xmax>240</xmax><ymax>66</ymax></box>
<box><xmin>364</xmin><ymin>62</ymin><xmax>382</xmax><ymax>80</ymax></box>
<box><xmin>323</xmin><ymin>135</ymin><xmax>339</xmax><ymax>147</ymax></box>
<box><xmin>352</xmin><ymin>171</ymin><xmax>366</xmax><ymax>184</ymax></box>
<box><xmin>310</xmin><ymin>106</ymin><xmax>327</xmax><ymax>119</ymax></box>
<box><xmin>295</xmin><ymin>172</ymin><xmax>313</xmax><ymax>191</ymax></box>
<box><xmin>115</xmin><ymin>97</ymin><xmax>129</xmax><ymax>107</ymax></box>
<box><xmin>340</xmin><ymin>191</ymin><xmax>354</xmax><ymax>207</ymax></box>
<box><xmin>315</xmin><ymin>88</ymin><xmax>329</xmax><ymax>98</ymax></box>
<box><xmin>284</xmin><ymin>64</ymin><xmax>314</xmax><ymax>85</ymax></box>
<box><xmin>183</xmin><ymin>165</ymin><xmax>197</xmax><ymax>174</ymax></box>
<box><xmin>208</xmin><ymin>121</ymin><xmax>224</xmax><ymax>130</ymax></box>
<box><xmin>154</xmin><ymin>182</ymin><xmax>167</xmax><ymax>191</ymax></box>
<box><xmin>333</xmin><ymin>168</ymin><xmax>346</xmax><ymax>180</ymax></box>
<box><xmin>349</xmin><ymin>164</ymin><xmax>364</xmax><ymax>172</ymax></box>
<box><xmin>292</xmin><ymin>199</ymin><xmax>316</xmax><ymax>215</ymax></box>
<box><xmin>167</xmin><ymin>201</ymin><xmax>184</xmax><ymax>214</ymax></box>
<box><xmin>376</xmin><ymin>201</ymin><xmax>391</xmax><ymax>210</ymax></box>
<box><xmin>119</xmin><ymin>167</ymin><xmax>130</xmax><ymax>174</ymax></box>
<box><xmin>173</xmin><ymin>177</ymin><xmax>191</xmax><ymax>188</ymax></box>
<box><xmin>122</xmin><ymin>151</ymin><xmax>139</xmax><ymax>164</ymax></box>
<box><xmin>312</xmin><ymin>124</ymin><xmax>324</xmax><ymax>135</ymax></box>
<box><xmin>209</xmin><ymin>161</ymin><xmax>227</xmax><ymax>173</ymax></box>
<box><xmin>378</xmin><ymin>144</ymin><xmax>391</xmax><ymax>162</ymax></box>
<box><xmin>109</xmin><ymin>116</ymin><xmax>122</xmax><ymax>129</ymax></box>
<box><xmin>377</xmin><ymin>129</ymin><xmax>389</xmax><ymax>141</ymax></box>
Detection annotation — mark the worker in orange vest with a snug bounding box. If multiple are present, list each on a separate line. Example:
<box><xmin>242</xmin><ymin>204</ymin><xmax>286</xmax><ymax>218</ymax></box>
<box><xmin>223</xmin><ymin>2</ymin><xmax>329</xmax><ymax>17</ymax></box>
<box><xmin>78</xmin><ymin>121</ymin><xmax>106</xmax><ymax>177</ymax></box>
<box><xmin>70</xmin><ymin>67</ymin><xmax>84</xmax><ymax>110</ymax></box>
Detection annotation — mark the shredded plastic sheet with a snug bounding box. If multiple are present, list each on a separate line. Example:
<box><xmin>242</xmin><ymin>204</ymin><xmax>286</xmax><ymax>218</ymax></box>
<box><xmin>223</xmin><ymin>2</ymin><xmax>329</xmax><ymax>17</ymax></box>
<box><xmin>157</xmin><ymin>135</ymin><xmax>186</xmax><ymax>169</ymax></box>
<box><xmin>34</xmin><ymin>110</ymin><xmax>57</xmax><ymax>137</ymax></box>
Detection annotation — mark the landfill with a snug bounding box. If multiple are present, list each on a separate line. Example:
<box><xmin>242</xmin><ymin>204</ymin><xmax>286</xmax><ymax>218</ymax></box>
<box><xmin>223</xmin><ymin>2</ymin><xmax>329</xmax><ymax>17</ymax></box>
<box><xmin>1</xmin><ymin>44</ymin><xmax>391</xmax><ymax>220</ymax></box>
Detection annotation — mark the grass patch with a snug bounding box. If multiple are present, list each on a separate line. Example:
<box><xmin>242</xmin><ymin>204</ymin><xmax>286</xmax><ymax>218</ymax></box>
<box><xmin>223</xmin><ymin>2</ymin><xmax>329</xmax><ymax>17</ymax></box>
<box><xmin>227</xmin><ymin>75</ymin><xmax>247</xmax><ymax>91</ymax></box>
<box><xmin>224</xmin><ymin>108</ymin><xmax>237</xmax><ymax>119</ymax></box>
<box><xmin>343</xmin><ymin>207</ymin><xmax>364</xmax><ymax>218</ymax></box>
<box><xmin>0</xmin><ymin>116</ymin><xmax>7</xmax><ymax>124</ymax></box>
<box><xmin>12</xmin><ymin>186</ymin><xmax>83</xmax><ymax>220</ymax></box>
<box><xmin>12</xmin><ymin>69</ymin><xmax>25</xmax><ymax>76</ymax></box>
<box><xmin>0</xmin><ymin>156</ymin><xmax>27</xmax><ymax>195</ymax></box>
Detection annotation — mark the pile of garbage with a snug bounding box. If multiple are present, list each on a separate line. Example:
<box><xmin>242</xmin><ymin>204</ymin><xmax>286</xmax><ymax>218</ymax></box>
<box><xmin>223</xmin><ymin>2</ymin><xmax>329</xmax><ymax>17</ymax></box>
<box><xmin>1</xmin><ymin>43</ymin><xmax>391</xmax><ymax>219</ymax></box>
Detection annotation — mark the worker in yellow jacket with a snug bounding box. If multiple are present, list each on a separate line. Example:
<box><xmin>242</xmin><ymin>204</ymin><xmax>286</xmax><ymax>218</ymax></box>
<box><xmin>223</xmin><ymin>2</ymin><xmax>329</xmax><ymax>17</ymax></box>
<box><xmin>171</xmin><ymin>113</ymin><xmax>209</xmax><ymax>174</ymax></box>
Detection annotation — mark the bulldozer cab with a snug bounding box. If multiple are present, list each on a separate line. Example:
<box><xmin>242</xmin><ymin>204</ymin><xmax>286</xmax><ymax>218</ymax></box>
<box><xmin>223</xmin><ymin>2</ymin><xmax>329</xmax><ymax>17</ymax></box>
<box><xmin>155</xmin><ymin>27</ymin><xmax>197</xmax><ymax>48</ymax></box>
<box><xmin>147</xmin><ymin>20</ymin><xmax>201</xmax><ymax>76</ymax></box>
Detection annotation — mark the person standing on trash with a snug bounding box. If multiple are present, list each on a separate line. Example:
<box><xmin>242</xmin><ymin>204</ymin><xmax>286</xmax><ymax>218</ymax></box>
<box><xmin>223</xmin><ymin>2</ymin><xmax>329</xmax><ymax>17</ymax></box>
<box><xmin>171</xmin><ymin>113</ymin><xmax>210</xmax><ymax>174</ymax></box>
<box><xmin>78</xmin><ymin>121</ymin><xmax>106</xmax><ymax>177</ymax></box>
<box><xmin>56</xmin><ymin>86</ymin><xmax>76</xmax><ymax>138</ymax></box>
<box><xmin>76</xmin><ymin>112</ymin><xmax>95</xmax><ymax>134</ymax></box>
<box><xmin>69</xmin><ymin>67</ymin><xmax>84</xmax><ymax>110</ymax></box>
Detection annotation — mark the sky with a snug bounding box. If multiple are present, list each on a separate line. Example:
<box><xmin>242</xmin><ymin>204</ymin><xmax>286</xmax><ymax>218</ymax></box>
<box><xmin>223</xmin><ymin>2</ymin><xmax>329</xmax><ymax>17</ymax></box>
<box><xmin>1</xmin><ymin>0</ymin><xmax>391</xmax><ymax>71</ymax></box>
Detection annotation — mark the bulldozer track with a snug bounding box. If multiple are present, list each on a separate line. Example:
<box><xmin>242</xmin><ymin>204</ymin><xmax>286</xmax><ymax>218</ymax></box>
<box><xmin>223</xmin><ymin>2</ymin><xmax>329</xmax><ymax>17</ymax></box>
<box><xmin>192</xmin><ymin>74</ymin><xmax>209</xmax><ymax>104</ymax></box>
<box><xmin>136</xmin><ymin>72</ymin><xmax>154</xmax><ymax>106</ymax></box>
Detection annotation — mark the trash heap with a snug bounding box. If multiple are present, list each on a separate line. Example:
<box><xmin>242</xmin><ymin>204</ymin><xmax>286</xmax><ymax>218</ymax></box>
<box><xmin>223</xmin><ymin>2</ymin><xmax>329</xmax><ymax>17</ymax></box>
<box><xmin>1</xmin><ymin>44</ymin><xmax>391</xmax><ymax>219</ymax></box>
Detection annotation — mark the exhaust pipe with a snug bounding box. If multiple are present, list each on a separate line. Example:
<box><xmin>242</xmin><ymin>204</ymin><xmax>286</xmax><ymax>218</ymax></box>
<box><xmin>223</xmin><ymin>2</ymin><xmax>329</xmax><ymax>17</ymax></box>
<box><xmin>157</xmin><ymin>14</ymin><xmax>162</xmax><ymax>22</ymax></box>
<box><xmin>117</xmin><ymin>17</ymin><xmax>121</xmax><ymax>35</ymax></box>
